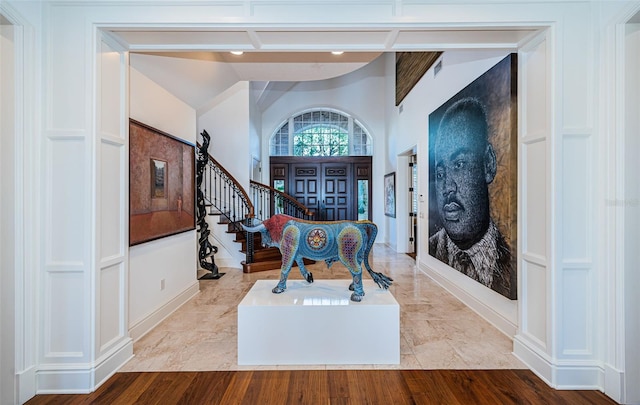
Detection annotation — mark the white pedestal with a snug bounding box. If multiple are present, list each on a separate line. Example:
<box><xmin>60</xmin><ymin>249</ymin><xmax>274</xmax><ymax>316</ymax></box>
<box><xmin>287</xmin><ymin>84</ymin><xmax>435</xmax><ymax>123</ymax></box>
<box><xmin>238</xmin><ymin>279</ymin><xmax>400</xmax><ymax>365</ymax></box>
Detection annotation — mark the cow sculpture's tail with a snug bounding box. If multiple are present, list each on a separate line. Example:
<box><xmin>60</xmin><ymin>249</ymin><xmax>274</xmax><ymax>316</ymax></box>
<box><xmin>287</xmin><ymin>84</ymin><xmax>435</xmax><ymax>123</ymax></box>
<box><xmin>361</xmin><ymin>222</ymin><xmax>393</xmax><ymax>289</ymax></box>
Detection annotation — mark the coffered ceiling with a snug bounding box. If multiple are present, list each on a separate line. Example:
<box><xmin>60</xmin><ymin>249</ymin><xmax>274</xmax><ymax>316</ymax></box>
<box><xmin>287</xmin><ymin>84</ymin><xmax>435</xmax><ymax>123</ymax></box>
<box><xmin>111</xmin><ymin>26</ymin><xmax>539</xmax><ymax>110</ymax></box>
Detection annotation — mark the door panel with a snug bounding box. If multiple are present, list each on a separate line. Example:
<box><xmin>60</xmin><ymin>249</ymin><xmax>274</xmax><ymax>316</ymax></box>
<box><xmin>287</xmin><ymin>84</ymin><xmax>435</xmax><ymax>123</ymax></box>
<box><xmin>322</xmin><ymin>163</ymin><xmax>351</xmax><ymax>221</ymax></box>
<box><xmin>291</xmin><ymin>164</ymin><xmax>320</xmax><ymax>217</ymax></box>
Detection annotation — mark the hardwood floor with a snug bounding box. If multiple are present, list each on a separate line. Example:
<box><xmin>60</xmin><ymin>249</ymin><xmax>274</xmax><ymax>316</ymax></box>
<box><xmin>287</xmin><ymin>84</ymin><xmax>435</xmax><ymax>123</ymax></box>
<box><xmin>26</xmin><ymin>369</ymin><xmax>617</xmax><ymax>404</ymax></box>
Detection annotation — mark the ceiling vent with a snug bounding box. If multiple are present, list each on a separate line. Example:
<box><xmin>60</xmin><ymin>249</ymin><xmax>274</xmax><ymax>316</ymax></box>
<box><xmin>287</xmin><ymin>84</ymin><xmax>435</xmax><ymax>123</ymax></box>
<box><xmin>434</xmin><ymin>60</ymin><xmax>443</xmax><ymax>77</ymax></box>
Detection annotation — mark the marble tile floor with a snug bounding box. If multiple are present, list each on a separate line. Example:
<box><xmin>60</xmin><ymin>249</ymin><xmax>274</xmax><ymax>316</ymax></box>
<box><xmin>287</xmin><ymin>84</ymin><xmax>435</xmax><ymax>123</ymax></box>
<box><xmin>120</xmin><ymin>244</ymin><xmax>526</xmax><ymax>372</ymax></box>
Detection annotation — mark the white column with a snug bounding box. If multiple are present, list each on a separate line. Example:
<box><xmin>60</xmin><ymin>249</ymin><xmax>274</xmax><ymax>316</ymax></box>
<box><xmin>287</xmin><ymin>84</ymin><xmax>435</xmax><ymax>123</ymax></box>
<box><xmin>36</xmin><ymin>5</ymin><xmax>132</xmax><ymax>392</ymax></box>
<box><xmin>514</xmin><ymin>29</ymin><xmax>554</xmax><ymax>381</ymax></box>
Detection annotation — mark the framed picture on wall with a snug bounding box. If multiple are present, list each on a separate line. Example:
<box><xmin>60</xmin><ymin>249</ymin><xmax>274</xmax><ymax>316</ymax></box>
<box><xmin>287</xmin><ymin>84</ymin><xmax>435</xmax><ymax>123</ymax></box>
<box><xmin>384</xmin><ymin>172</ymin><xmax>396</xmax><ymax>218</ymax></box>
<box><xmin>427</xmin><ymin>53</ymin><xmax>517</xmax><ymax>300</ymax></box>
<box><xmin>129</xmin><ymin>119</ymin><xmax>196</xmax><ymax>246</ymax></box>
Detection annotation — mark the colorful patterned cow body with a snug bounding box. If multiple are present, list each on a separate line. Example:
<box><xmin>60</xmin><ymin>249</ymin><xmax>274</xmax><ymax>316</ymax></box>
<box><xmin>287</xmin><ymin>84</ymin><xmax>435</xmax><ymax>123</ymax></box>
<box><xmin>242</xmin><ymin>214</ymin><xmax>393</xmax><ymax>302</ymax></box>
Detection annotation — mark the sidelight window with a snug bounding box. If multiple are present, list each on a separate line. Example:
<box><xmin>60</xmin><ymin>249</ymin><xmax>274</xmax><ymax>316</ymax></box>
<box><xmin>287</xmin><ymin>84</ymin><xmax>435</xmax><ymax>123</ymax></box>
<box><xmin>270</xmin><ymin>109</ymin><xmax>372</xmax><ymax>156</ymax></box>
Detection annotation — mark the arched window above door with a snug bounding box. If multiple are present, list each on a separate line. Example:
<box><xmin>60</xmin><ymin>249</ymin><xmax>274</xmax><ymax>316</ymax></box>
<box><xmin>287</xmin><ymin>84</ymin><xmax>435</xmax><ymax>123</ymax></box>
<box><xmin>269</xmin><ymin>109</ymin><xmax>373</xmax><ymax>156</ymax></box>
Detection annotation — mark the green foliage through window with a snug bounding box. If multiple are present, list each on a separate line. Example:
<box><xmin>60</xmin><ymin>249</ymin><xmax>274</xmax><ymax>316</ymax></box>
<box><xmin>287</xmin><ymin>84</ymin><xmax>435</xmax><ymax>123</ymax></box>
<box><xmin>293</xmin><ymin>125</ymin><xmax>349</xmax><ymax>156</ymax></box>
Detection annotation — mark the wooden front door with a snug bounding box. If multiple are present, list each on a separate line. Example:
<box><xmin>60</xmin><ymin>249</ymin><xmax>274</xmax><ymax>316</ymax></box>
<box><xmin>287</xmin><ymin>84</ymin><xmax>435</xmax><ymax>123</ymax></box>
<box><xmin>270</xmin><ymin>156</ymin><xmax>371</xmax><ymax>221</ymax></box>
<box><xmin>320</xmin><ymin>162</ymin><xmax>351</xmax><ymax>220</ymax></box>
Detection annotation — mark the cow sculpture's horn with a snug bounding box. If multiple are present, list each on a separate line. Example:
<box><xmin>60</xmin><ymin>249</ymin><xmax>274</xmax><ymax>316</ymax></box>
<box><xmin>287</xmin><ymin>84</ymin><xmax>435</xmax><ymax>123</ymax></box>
<box><xmin>241</xmin><ymin>223</ymin><xmax>265</xmax><ymax>233</ymax></box>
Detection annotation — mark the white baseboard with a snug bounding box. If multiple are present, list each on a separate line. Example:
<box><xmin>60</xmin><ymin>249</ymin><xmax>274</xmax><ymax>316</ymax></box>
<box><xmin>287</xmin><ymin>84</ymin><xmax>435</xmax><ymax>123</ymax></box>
<box><xmin>417</xmin><ymin>260</ymin><xmax>517</xmax><ymax>338</ymax></box>
<box><xmin>129</xmin><ymin>281</ymin><xmax>200</xmax><ymax>341</ymax></box>
<box><xmin>514</xmin><ymin>335</ymin><xmax>605</xmax><ymax>391</ymax></box>
<box><xmin>35</xmin><ymin>338</ymin><xmax>133</xmax><ymax>394</ymax></box>
<box><xmin>212</xmin><ymin>257</ymin><xmax>242</xmax><ymax>270</ymax></box>
<box><xmin>17</xmin><ymin>365</ymin><xmax>36</xmax><ymax>404</ymax></box>
<box><xmin>604</xmin><ymin>364</ymin><xmax>624</xmax><ymax>404</ymax></box>
<box><xmin>513</xmin><ymin>335</ymin><xmax>554</xmax><ymax>385</ymax></box>
<box><xmin>94</xmin><ymin>338</ymin><xmax>134</xmax><ymax>388</ymax></box>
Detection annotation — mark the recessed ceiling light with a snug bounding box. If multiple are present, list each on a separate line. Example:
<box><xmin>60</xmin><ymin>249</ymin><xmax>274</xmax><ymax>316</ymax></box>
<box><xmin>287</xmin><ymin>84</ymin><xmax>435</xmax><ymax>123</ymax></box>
<box><xmin>230</xmin><ymin>51</ymin><xmax>244</xmax><ymax>55</ymax></box>
<box><xmin>331</xmin><ymin>51</ymin><xmax>344</xmax><ymax>55</ymax></box>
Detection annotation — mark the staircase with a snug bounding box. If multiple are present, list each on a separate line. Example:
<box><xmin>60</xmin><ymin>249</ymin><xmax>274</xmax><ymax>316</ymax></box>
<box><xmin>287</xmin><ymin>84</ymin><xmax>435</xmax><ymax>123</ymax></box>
<box><xmin>199</xmin><ymin>131</ymin><xmax>315</xmax><ymax>274</ymax></box>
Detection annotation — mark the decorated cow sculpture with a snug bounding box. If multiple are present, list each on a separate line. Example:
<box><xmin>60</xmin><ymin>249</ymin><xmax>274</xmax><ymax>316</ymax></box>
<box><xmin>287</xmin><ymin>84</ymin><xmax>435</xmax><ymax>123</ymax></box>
<box><xmin>242</xmin><ymin>214</ymin><xmax>393</xmax><ymax>302</ymax></box>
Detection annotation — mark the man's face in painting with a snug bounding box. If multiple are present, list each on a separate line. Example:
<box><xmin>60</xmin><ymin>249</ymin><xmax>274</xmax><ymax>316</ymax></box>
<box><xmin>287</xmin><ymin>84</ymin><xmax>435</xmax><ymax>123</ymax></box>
<box><xmin>434</xmin><ymin>100</ymin><xmax>496</xmax><ymax>250</ymax></box>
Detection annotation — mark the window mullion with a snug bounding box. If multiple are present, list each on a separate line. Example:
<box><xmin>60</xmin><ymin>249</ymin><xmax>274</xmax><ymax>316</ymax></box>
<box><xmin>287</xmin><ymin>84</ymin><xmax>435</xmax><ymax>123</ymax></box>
<box><xmin>348</xmin><ymin>117</ymin><xmax>354</xmax><ymax>155</ymax></box>
<box><xmin>288</xmin><ymin>116</ymin><xmax>294</xmax><ymax>156</ymax></box>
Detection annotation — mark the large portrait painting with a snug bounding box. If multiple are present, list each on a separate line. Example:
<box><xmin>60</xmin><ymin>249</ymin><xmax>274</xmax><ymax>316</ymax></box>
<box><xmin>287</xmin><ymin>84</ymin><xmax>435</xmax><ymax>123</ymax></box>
<box><xmin>428</xmin><ymin>54</ymin><xmax>517</xmax><ymax>300</ymax></box>
<box><xmin>129</xmin><ymin>119</ymin><xmax>196</xmax><ymax>246</ymax></box>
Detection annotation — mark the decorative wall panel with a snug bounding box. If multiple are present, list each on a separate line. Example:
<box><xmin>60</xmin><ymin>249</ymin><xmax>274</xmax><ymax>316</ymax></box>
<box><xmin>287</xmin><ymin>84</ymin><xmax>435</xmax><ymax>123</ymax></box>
<box><xmin>561</xmin><ymin>267</ymin><xmax>590</xmax><ymax>354</ymax></box>
<box><xmin>523</xmin><ymin>40</ymin><xmax>548</xmax><ymax>138</ymax></box>
<box><xmin>517</xmin><ymin>32</ymin><xmax>550</xmax><ymax>358</ymax></box>
<box><xmin>523</xmin><ymin>139</ymin><xmax>547</xmax><ymax>258</ymax></box>
<box><xmin>562</xmin><ymin>134</ymin><xmax>591</xmax><ymax>260</ymax></box>
<box><xmin>99</xmin><ymin>40</ymin><xmax>123</xmax><ymax>139</ymax></box>
<box><xmin>45</xmin><ymin>271</ymin><xmax>84</xmax><ymax>356</ymax></box>
<box><xmin>48</xmin><ymin>138</ymin><xmax>85</xmax><ymax>264</ymax></box>
<box><xmin>47</xmin><ymin>8</ymin><xmax>86</xmax><ymax>130</ymax></box>
<box><xmin>100</xmin><ymin>263</ymin><xmax>123</xmax><ymax>351</ymax></box>
<box><xmin>100</xmin><ymin>140</ymin><xmax>124</xmax><ymax>259</ymax></box>
<box><xmin>523</xmin><ymin>260</ymin><xmax>547</xmax><ymax>347</ymax></box>
<box><xmin>96</xmin><ymin>32</ymin><xmax>130</xmax><ymax>366</ymax></box>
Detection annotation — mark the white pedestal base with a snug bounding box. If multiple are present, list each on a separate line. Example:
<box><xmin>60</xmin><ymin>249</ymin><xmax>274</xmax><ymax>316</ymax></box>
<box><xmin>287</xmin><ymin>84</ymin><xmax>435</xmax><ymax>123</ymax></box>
<box><xmin>238</xmin><ymin>279</ymin><xmax>400</xmax><ymax>365</ymax></box>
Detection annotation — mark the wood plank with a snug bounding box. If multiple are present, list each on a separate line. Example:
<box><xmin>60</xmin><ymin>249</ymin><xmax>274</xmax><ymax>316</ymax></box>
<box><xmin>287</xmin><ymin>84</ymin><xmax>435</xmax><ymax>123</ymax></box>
<box><xmin>402</xmin><ymin>369</ymin><xmax>463</xmax><ymax>405</ymax></box>
<box><xmin>285</xmin><ymin>369</ymin><xmax>329</xmax><ymax>405</ymax></box>
<box><xmin>218</xmin><ymin>371</ymin><xmax>254</xmax><ymax>405</ymax></box>
<box><xmin>25</xmin><ymin>370</ymin><xmax>619</xmax><ymax>405</ymax></box>
<box><xmin>327</xmin><ymin>369</ymin><xmax>350</xmax><ymax>403</ymax></box>
<box><xmin>176</xmin><ymin>371</ymin><xmax>235</xmax><ymax>404</ymax></box>
<box><xmin>88</xmin><ymin>371</ymin><xmax>159</xmax><ymax>405</ymax></box>
<box><xmin>396</xmin><ymin>52</ymin><xmax>442</xmax><ymax>106</ymax></box>
<box><xmin>133</xmin><ymin>372</ymin><xmax>197</xmax><ymax>405</ymax></box>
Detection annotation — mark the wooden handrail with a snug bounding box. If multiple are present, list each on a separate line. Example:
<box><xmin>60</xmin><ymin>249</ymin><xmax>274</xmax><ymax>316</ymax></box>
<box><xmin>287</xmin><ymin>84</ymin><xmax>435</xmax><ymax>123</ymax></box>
<box><xmin>250</xmin><ymin>180</ymin><xmax>315</xmax><ymax>220</ymax></box>
<box><xmin>209</xmin><ymin>155</ymin><xmax>255</xmax><ymax>219</ymax></box>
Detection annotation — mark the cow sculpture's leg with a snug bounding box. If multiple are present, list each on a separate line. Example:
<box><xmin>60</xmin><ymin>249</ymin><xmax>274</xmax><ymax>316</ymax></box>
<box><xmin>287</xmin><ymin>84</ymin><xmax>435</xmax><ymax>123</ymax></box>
<box><xmin>337</xmin><ymin>226</ymin><xmax>365</xmax><ymax>302</ymax></box>
<box><xmin>296</xmin><ymin>258</ymin><xmax>314</xmax><ymax>284</ymax></box>
<box><xmin>273</xmin><ymin>226</ymin><xmax>300</xmax><ymax>294</ymax></box>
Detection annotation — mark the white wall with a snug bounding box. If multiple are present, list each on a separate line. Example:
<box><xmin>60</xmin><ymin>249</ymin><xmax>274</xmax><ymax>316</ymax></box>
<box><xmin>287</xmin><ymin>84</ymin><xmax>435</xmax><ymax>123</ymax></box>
<box><xmin>249</xmin><ymin>83</ymin><xmax>262</xmax><ymax>182</ymax></box>
<box><xmin>129</xmin><ymin>66</ymin><xmax>199</xmax><ymax>340</ymax></box>
<box><xmin>260</xmin><ymin>56</ymin><xmax>388</xmax><ymax>239</ymax></box>
<box><xmin>198</xmin><ymin>81</ymin><xmax>251</xmax><ymax>193</ymax></box>
<box><xmin>382</xmin><ymin>53</ymin><xmax>398</xmax><ymax>249</ymax></box>
<box><xmin>130</xmin><ymin>67</ymin><xmax>196</xmax><ymax>143</ymax></box>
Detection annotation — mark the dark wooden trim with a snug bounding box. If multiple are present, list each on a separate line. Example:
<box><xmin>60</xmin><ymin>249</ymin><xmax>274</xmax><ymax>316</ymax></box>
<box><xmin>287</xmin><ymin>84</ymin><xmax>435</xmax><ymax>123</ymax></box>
<box><xmin>270</xmin><ymin>156</ymin><xmax>372</xmax><ymax>165</ymax></box>
<box><xmin>396</xmin><ymin>51</ymin><xmax>443</xmax><ymax>106</ymax></box>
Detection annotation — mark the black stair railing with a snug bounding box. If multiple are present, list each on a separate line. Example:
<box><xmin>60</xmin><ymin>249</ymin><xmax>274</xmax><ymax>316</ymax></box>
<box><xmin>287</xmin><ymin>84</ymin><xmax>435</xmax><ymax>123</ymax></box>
<box><xmin>250</xmin><ymin>180</ymin><xmax>315</xmax><ymax>222</ymax></box>
<box><xmin>199</xmin><ymin>130</ymin><xmax>256</xmax><ymax>263</ymax></box>
<box><xmin>196</xmin><ymin>130</ymin><xmax>224</xmax><ymax>279</ymax></box>
<box><xmin>201</xmin><ymin>155</ymin><xmax>254</xmax><ymax>228</ymax></box>
<box><xmin>199</xmin><ymin>132</ymin><xmax>314</xmax><ymax>267</ymax></box>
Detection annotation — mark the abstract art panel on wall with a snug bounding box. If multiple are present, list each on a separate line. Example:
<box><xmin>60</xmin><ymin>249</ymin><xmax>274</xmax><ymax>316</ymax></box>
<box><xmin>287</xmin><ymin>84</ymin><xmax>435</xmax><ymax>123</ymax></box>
<box><xmin>428</xmin><ymin>54</ymin><xmax>517</xmax><ymax>300</ymax></box>
<box><xmin>384</xmin><ymin>172</ymin><xmax>396</xmax><ymax>218</ymax></box>
<box><xmin>129</xmin><ymin>119</ymin><xmax>196</xmax><ymax>246</ymax></box>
